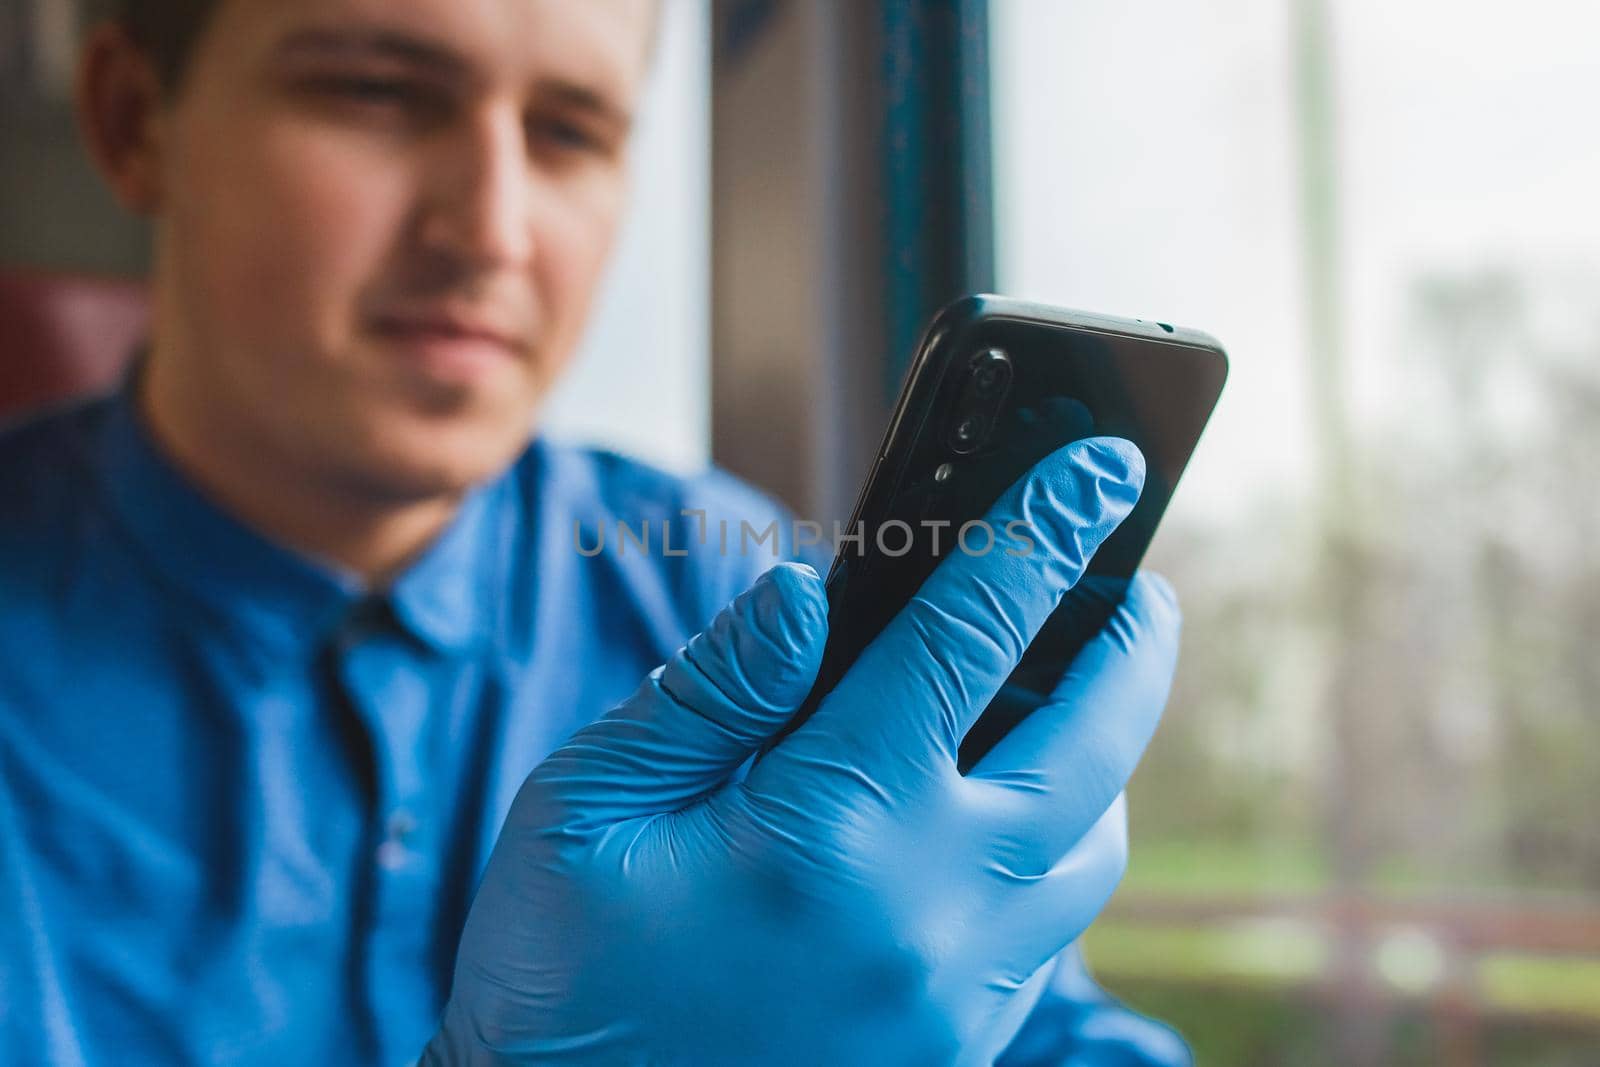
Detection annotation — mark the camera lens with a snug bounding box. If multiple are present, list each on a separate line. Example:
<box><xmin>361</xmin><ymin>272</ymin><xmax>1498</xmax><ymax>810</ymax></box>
<box><xmin>950</xmin><ymin>349</ymin><xmax>1008</xmax><ymax>454</ymax></box>
<box><xmin>969</xmin><ymin>349</ymin><xmax>1011</xmax><ymax>398</ymax></box>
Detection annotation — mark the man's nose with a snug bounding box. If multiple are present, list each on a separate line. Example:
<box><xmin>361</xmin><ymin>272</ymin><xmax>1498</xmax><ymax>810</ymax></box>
<box><xmin>416</xmin><ymin>112</ymin><xmax>536</xmax><ymax>273</ymax></box>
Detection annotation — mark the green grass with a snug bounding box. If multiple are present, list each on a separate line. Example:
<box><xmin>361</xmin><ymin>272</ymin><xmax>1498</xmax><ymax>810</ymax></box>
<box><xmin>1085</xmin><ymin>921</ymin><xmax>1600</xmax><ymax>1028</ymax></box>
<box><xmin>1121</xmin><ymin>836</ymin><xmax>1595</xmax><ymax>898</ymax></box>
<box><xmin>1478</xmin><ymin>954</ymin><xmax>1600</xmax><ymax>1021</ymax></box>
<box><xmin>1119</xmin><ymin>838</ymin><xmax>1329</xmax><ymax>895</ymax></box>
<box><xmin>1090</xmin><ymin>984</ymin><xmax>1340</xmax><ymax>1067</ymax></box>
<box><xmin>1085</xmin><ymin>836</ymin><xmax>1600</xmax><ymax>1061</ymax></box>
<box><xmin>1083</xmin><ymin>919</ymin><xmax>1327</xmax><ymax>986</ymax></box>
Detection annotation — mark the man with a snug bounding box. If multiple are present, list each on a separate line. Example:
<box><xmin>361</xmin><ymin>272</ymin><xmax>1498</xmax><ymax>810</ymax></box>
<box><xmin>0</xmin><ymin>1</ymin><xmax>1191</xmax><ymax>1063</ymax></box>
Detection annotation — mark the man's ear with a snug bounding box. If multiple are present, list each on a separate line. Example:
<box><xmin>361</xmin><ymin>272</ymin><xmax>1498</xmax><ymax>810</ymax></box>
<box><xmin>76</xmin><ymin>21</ymin><xmax>170</xmax><ymax>216</ymax></box>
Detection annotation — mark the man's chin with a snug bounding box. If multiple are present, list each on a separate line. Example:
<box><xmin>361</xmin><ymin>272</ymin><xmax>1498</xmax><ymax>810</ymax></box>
<box><xmin>340</xmin><ymin>423</ymin><xmax>535</xmax><ymax>504</ymax></box>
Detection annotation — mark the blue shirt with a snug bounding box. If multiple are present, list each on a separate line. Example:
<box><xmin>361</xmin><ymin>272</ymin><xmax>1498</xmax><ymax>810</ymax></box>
<box><xmin>0</xmin><ymin>388</ymin><xmax>1185</xmax><ymax>1067</ymax></box>
<box><xmin>0</xmin><ymin>386</ymin><xmax>807</xmax><ymax>1066</ymax></box>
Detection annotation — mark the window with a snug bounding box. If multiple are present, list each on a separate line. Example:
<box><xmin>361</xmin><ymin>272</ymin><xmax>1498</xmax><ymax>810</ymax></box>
<box><xmin>541</xmin><ymin>0</ymin><xmax>712</xmax><ymax>470</ymax></box>
<box><xmin>992</xmin><ymin>0</ymin><xmax>1600</xmax><ymax>1060</ymax></box>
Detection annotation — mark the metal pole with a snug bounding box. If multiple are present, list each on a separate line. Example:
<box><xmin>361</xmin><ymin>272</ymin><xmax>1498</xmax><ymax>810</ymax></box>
<box><xmin>1289</xmin><ymin>0</ymin><xmax>1392</xmax><ymax>1062</ymax></box>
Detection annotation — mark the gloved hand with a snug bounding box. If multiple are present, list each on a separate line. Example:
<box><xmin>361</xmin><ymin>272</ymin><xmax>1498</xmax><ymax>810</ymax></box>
<box><xmin>998</xmin><ymin>943</ymin><xmax>1194</xmax><ymax>1067</ymax></box>
<box><xmin>423</xmin><ymin>437</ymin><xmax>1182</xmax><ymax>1066</ymax></box>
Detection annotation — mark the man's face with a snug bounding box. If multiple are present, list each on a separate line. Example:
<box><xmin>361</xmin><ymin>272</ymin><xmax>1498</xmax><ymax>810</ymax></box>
<box><xmin>149</xmin><ymin>0</ymin><xmax>654</xmax><ymax>499</ymax></box>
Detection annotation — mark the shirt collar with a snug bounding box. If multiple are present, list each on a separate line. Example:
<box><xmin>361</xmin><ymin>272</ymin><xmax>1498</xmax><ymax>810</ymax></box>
<box><xmin>385</xmin><ymin>472</ymin><xmax>508</xmax><ymax>656</ymax></box>
<box><xmin>91</xmin><ymin>384</ymin><xmax>509</xmax><ymax>659</ymax></box>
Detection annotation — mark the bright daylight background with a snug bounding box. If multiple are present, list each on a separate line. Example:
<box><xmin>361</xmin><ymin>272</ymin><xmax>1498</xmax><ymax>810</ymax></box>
<box><xmin>3</xmin><ymin>1</ymin><xmax>1595</xmax><ymax>1062</ymax></box>
<box><xmin>992</xmin><ymin>0</ymin><xmax>1600</xmax><ymax>1063</ymax></box>
<box><xmin>542</xmin><ymin>0</ymin><xmax>711</xmax><ymax>471</ymax></box>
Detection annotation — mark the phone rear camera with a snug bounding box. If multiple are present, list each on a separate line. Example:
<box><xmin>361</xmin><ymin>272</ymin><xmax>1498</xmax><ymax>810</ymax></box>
<box><xmin>970</xmin><ymin>349</ymin><xmax>1012</xmax><ymax>398</ymax></box>
<box><xmin>953</xmin><ymin>414</ymin><xmax>985</xmax><ymax>448</ymax></box>
<box><xmin>948</xmin><ymin>348</ymin><xmax>1010</xmax><ymax>455</ymax></box>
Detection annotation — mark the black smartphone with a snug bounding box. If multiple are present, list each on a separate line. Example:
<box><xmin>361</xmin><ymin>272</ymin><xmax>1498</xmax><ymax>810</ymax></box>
<box><xmin>772</xmin><ymin>294</ymin><xmax>1227</xmax><ymax>771</ymax></box>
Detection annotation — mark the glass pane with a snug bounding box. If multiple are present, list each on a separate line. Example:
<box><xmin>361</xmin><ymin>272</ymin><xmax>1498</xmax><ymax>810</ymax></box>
<box><xmin>993</xmin><ymin>0</ymin><xmax>1600</xmax><ymax>1057</ymax></box>
<box><xmin>542</xmin><ymin>0</ymin><xmax>711</xmax><ymax>469</ymax></box>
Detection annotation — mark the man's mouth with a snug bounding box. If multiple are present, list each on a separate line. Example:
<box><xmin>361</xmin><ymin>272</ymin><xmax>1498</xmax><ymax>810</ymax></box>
<box><xmin>368</xmin><ymin>308</ymin><xmax>527</xmax><ymax>387</ymax></box>
<box><xmin>371</xmin><ymin>308</ymin><xmax>523</xmax><ymax>349</ymax></box>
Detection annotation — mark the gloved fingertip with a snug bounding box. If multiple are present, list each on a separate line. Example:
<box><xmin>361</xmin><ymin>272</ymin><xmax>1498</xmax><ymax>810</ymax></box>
<box><xmin>1018</xmin><ymin>438</ymin><xmax>1146</xmax><ymax>566</ymax></box>
<box><xmin>747</xmin><ymin>562</ymin><xmax>829</xmax><ymax>651</ymax></box>
<box><xmin>1131</xmin><ymin>569</ymin><xmax>1179</xmax><ymax>612</ymax></box>
<box><xmin>1074</xmin><ymin>436</ymin><xmax>1147</xmax><ymax>506</ymax></box>
<box><xmin>694</xmin><ymin>562</ymin><xmax>829</xmax><ymax>715</ymax></box>
<box><xmin>1114</xmin><ymin>572</ymin><xmax>1182</xmax><ymax>645</ymax></box>
<box><xmin>783</xmin><ymin>560</ymin><xmax>821</xmax><ymax>581</ymax></box>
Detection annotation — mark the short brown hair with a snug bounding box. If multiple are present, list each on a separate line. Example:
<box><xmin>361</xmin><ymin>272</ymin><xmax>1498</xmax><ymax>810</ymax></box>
<box><xmin>108</xmin><ymin>0</ymin><xmax>222</xmax><ymax>94</ymax></box>
<box><xmin>104</xmin><ymin>0</ymin><xmax>663</xmax><ymax>95</ymax></box>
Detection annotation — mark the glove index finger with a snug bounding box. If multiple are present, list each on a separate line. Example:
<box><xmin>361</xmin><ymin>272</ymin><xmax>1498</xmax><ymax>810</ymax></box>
<box><xmin>801</xmin><ymin>436</ymin><xmax>1145</xmax><ymax>775</ymax></box>
<box><xmin>532</xmin><ymin>562</ymin><xmax>828</xmax><ymax>827</ymax></box>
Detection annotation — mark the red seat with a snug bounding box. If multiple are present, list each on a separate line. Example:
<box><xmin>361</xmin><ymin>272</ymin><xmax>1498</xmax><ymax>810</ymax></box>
<box><xmin>0</xmin><ymin>269</ymin><xmax>149</xmax><ymax>421</ymax></box>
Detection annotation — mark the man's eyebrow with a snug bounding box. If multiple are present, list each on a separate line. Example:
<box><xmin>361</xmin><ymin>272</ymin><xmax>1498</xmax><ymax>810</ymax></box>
<box><xmin>271</xmin><ymin>26</ymin><xmax>473</xmax><ymax>82</ymax></box>
<box><xmin>537</xmin><ymin>78</ymin><xmax>635</xmax><ymax>132</ymax></box>
<box><xmin>271</xmin><ymin>28</ymin><xmax>635</xmax><ymax>129</ymax></box>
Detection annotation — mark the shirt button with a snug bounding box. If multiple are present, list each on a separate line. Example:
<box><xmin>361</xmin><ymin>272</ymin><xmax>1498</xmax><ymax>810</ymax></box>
<box><xmin>375</xmin><ymin>839</ymin><xmax>409</xmax><ymax>870</ymax></box>
<box><xmin>387</xmin><ymin>808</ymin><xmax>418</xmax><ymax>841</ymax></box>
<box><xmin>376</xmin><ymin>809</ymin><xmax>418</xmax><ymax>870</ymax></box>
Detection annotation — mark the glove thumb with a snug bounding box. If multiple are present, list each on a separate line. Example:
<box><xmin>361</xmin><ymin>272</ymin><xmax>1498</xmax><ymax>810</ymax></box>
<box><xmin>537</xmin><ymin>562</ymin><xmax>829</xmax><ymax>824</ymax></box>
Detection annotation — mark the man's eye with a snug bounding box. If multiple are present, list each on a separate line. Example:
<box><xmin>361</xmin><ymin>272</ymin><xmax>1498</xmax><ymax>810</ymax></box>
<box><xmin>530</xmin><ymin>117</ymin><xmax>605</xmax><ymax>155</ymax></box>
<box><xmin>301</xmin><ymin>75</ymin><xmax>447</xmax><ymax>118</ymax></box>
<box><xmin>326</xmin><ymin>77</ymin><xmax>421</xmax><ymax>103</ymax></box>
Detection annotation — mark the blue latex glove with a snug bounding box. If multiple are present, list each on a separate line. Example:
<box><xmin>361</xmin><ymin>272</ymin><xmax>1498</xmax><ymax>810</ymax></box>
<box><xmin>998</xmin><ymin>943</ymin><xmax>1194</xmax><ymax>1066</ymax></box>
<box><xmin>424</xmin><ymin>437</ymin><xmax>1181</xmax><ymax>1066</ymax></box>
